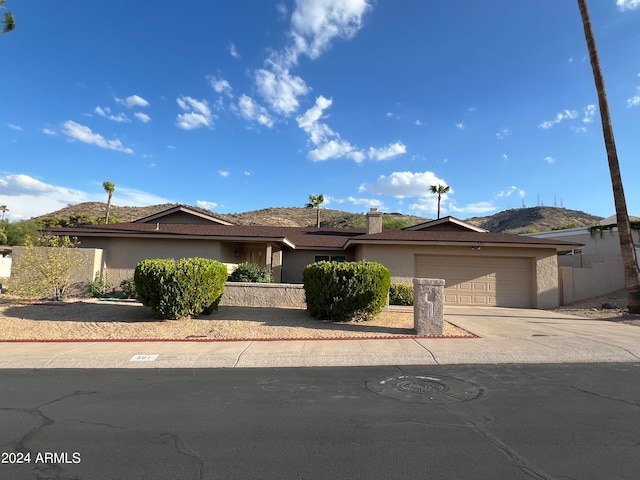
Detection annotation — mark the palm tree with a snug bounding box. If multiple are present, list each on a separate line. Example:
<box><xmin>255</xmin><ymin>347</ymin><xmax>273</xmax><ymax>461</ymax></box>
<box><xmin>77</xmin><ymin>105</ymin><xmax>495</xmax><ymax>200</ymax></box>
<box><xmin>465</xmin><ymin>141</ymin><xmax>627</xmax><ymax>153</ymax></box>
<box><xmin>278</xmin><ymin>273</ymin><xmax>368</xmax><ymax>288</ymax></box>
<box><xmin>429</xmin><ymin>184</ymin><xmax>450</xmax><ymax>219</ymax></box>
<box><xmin>306</xmin><ymin>193</ymin><xmax>325</xmax><ymax>228</ymax></box>
<box><xmin>0</xmin><ymin>205</ymin><xmax>8</xmax><ymax>221</ymax></box>
<box><xmin>578</xmin><ymin>0</ymin><xmax>640</xmax><ymax>313</ymax></box>
<box><xmin>0</xmin><ymin>0</ymin><xmax>16</xmax><ymax>34</ymax></box>
<box><xmin>102</xmin><ymin>181</ymin><xmax>115</xmax><ymax>224</ymax></box>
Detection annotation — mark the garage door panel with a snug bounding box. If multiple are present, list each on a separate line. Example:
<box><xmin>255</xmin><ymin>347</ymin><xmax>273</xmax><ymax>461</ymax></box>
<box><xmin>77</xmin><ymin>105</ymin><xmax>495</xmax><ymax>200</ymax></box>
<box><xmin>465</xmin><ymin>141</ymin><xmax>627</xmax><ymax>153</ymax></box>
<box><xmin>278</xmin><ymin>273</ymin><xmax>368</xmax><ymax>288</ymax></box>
<box><xmin>415</xmin><ymin>255</ymin><xmax>532</xmax><ymax>307</ymax></box>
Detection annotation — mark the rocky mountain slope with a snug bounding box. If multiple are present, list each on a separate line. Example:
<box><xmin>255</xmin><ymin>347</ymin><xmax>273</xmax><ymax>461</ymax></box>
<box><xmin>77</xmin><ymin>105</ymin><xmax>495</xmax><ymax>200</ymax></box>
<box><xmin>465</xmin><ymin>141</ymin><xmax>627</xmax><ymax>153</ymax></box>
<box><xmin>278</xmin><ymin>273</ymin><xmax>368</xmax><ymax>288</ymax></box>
<box><xmin>36</xmin><ymin>203</ymin><xmax>603</xmax><ymax>233</ymax></box>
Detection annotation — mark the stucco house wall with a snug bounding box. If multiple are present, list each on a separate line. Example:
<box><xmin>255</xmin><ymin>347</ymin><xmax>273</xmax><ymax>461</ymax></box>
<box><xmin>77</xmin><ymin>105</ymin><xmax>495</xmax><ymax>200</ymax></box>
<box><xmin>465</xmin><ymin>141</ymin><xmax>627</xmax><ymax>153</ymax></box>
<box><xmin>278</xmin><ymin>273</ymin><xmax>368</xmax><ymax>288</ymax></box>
<box><xmin>281</xmin><ymin>249</ymin><xmax>354</xmax><ymax>283</ymax></box>
<box><xmin>528</xmin><ymin>227</ymin><xmax>640</xmax><ymax>303</ymax></box>
<box><xmin>76</xmin><ymin>236</ymin><xmax>228</xmax><ymax>285</ymax></box>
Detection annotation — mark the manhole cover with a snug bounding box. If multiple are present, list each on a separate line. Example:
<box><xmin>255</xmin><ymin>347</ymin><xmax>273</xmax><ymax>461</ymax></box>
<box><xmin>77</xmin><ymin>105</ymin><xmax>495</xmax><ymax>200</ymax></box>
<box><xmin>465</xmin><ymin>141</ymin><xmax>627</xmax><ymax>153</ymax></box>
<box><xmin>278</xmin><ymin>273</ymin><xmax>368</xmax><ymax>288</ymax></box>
<box><xmin>366</xmin><ymin>374</ymin><xmax>483</xmax><ymax>404</ymax></box>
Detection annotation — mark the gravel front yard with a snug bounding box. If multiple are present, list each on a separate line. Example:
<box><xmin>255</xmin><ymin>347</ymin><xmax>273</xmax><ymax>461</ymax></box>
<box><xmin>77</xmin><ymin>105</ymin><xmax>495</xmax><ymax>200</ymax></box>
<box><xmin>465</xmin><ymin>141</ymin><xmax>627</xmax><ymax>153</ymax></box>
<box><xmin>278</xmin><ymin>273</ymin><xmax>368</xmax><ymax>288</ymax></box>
<box><xmin>0</xmin><ymin>297</ymin><xmax>472</xmax><ymax>341</ymax></box>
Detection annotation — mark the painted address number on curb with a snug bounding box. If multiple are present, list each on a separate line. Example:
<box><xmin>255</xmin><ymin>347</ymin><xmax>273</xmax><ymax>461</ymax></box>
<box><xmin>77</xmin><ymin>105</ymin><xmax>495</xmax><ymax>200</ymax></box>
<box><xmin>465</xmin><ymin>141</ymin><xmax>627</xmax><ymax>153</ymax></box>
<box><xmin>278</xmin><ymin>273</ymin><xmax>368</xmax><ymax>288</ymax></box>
<box><xmin>130</xmin><ymin>354</ymin><xmax>159</xmax><ymax>362</ymax></box>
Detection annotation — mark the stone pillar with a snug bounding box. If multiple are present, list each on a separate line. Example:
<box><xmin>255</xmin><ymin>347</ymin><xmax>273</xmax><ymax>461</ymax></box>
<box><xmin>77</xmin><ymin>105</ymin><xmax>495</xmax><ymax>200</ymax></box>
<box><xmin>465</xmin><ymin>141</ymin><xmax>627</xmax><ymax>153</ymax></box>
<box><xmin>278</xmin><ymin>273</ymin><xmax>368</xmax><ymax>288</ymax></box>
<box><xmin>413</xmin><ymin>278</ymin><xmax>445</xmax><ymax>335</ymax></box>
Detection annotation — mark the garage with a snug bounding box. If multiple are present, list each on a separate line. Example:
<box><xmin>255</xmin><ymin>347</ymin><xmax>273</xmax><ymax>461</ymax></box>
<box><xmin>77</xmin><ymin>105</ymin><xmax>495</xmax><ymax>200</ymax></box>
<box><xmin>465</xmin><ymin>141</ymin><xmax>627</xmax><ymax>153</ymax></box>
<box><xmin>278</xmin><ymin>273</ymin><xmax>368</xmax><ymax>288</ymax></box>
<box><xmin>415</xmin><ymin>255</ymin><xmax>533</xmax><ymax>307</ymax></box>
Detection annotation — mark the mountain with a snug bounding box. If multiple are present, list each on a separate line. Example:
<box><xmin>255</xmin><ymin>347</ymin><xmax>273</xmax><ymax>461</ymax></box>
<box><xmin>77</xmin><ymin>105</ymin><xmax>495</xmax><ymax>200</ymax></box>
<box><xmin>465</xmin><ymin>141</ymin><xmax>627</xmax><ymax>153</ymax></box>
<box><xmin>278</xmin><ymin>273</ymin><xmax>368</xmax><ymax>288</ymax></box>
<box><xmin>465</xmin><ymin>207</ymin><xmax>603</xmax><ymax>234</ymax></box>
<box><xmin>35</xmin><ymin>203</ymin><xmax>603</xmax><ymax>233</ymax></box>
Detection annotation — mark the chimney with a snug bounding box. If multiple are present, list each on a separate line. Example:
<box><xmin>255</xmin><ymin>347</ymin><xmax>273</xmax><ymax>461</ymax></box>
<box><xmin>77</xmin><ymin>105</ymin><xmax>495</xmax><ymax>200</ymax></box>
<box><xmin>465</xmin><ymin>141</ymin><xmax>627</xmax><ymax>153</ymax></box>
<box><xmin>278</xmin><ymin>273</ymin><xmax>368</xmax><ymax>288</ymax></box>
<box><xmin>365</xmin><ymin>208</ymin><xmax>383</xmax><ymax>234</ymax></box>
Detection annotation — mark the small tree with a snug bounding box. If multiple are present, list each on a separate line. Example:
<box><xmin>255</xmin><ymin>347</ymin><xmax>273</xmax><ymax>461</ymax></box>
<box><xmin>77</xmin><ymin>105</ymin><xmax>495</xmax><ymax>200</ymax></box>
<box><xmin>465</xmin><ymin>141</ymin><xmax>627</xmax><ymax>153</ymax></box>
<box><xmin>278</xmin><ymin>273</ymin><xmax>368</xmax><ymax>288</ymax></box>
<box><xmin>10</xmin><ymin>235</ymin><xmax>84</xmax><ymax>301</ymax></box>
<box><xmin>103</xmin><ymin>181</ymin><xmax>115</xmax><ymax>224</ymax></box>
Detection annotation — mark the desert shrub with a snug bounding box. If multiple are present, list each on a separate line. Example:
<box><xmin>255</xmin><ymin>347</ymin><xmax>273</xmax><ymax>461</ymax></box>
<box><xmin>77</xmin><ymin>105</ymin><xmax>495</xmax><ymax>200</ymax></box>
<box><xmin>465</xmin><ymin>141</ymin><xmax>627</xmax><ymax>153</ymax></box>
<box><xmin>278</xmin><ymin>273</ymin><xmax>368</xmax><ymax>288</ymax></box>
<box><xmin>228</xmin><ymin>263</ymin><xmax>272</xmax><ymax>283</ymax></box>
<box><xmin>389</xmin><ymin>283</ymin><xmax>413</xmax><ymax>306</ymax></box>
<box><xmin>86</xmin><ymin>272</ymin><xmax>111</xmax><ymax>298</ymax></box>
<box><xmin>10</xmin><ymin>235</ymin><xmax>84</xmax><ymax>301</ymax></box>
<box><xmin>120</xmin><ymin>278</ymin><xmax>137</xmax><ymax>299</ymax></box>
<box><xmin>303</xmin><ymin>261</ymin><xmax>390</xmax><ymax>322</ymax></box>
<box><xmin>134</xmin><ymin>257</ymin><xmax>227</xmax><ymax>319</ymax></box>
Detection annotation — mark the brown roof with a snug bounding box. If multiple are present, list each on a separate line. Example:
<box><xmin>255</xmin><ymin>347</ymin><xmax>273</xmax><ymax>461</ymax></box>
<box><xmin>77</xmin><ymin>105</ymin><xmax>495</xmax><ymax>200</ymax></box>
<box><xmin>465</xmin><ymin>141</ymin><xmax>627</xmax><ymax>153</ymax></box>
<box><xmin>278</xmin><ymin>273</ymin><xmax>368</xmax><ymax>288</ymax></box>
<box><xmin>44</xmin><ymin>224</ymin><xmax>366</xmax><ymax>250</ymax></box>
<box><xmin>344</xmin><ymin>230</ymin><xmax>583</xmax><ymax>250</ymax></box>
<box><xmin>45</xmin><ymin>223</ymin><xmax>582</xmax><ymax>251</ymax></box>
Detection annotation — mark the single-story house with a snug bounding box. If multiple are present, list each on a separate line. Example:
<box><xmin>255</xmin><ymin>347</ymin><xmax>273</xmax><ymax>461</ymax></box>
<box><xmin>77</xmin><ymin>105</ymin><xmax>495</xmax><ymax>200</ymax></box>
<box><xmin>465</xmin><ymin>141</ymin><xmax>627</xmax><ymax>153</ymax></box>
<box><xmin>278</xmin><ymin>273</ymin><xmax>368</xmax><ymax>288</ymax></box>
<box><xmin>525</xmin><ymin>214</ymin><xmax>640</xmax><ymax>303</ymax></box>
<box><xmin>45</xmin><ymin>205</ymin><xmax>582</xmax><ymax>309</ymax></box>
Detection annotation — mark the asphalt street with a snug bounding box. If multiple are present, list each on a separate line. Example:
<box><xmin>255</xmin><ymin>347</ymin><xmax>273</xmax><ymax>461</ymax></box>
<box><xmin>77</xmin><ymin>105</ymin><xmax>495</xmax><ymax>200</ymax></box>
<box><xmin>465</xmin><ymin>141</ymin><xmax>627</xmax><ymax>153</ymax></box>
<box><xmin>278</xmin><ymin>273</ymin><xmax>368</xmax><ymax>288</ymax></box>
<box><xmin>1</xmin><ymin>364</ymin><xmax>639</xmax><ymax>479</ymax></box>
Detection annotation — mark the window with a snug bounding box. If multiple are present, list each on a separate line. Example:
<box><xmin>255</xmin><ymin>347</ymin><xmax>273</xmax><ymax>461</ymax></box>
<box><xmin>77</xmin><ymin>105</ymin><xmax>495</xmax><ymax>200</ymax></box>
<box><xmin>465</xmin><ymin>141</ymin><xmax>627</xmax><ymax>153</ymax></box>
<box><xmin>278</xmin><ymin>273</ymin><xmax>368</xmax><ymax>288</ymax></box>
<box><xmin>314</xmin><ymin>255</ymin><xmax>346</xmax><ymax>262</ymax></box>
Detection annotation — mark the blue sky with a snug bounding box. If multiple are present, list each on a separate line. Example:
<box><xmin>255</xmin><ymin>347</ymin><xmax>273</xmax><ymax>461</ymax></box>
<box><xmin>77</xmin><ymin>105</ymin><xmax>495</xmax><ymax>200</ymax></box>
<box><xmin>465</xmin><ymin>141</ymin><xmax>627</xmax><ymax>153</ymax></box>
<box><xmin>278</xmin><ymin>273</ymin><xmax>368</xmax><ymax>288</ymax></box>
<box><xmin>2</xmin><ymin>0</ymin><xmax>640</xmax><ymax>221</ymax></box>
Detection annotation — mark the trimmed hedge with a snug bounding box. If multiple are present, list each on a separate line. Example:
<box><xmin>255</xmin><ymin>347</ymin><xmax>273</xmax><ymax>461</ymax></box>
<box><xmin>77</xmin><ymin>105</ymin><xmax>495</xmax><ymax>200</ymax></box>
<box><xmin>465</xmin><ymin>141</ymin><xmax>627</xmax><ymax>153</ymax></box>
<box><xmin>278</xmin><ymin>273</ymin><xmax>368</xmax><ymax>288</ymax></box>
<box><xmin>303</xmin><ymin>261</ymin><xmax>390</xmax><ymax>322</ymax></box>
<box><xmin>228</xmin><ymin>263</ymin><xmax>272</xmax><ymax>283</ymax></box>
<box><xmin>134</xmin><ymin>257</ymin><xmax>227</xmax><ymax>319</ymax></box>
<box><xmin>389</xmin><ymin>283</ymin><xmax>413</xmax><ymax>306</ymax></box>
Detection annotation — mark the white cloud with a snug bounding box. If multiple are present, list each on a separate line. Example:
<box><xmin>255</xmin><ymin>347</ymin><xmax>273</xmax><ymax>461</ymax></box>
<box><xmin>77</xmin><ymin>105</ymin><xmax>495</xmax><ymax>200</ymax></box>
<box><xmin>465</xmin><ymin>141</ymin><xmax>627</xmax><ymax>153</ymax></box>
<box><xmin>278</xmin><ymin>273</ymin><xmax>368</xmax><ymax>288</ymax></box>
<box><xmin>218</xmin><ymin>170</ymin><xmax>231</xmax><ymax>177</ymax></box>
<box><xmin>61</xmin><ymin>120</ymin><xmax>133</xmax><ymax>153</ymax></box>
<box><xmin>0</xmin><ymin>175</ymin><xmax>171</xmax><ymax>220</ymax></box>
<box><xmin>368</xmin><ymin>142</ymin><xmax>407</xmax><ymax>161</ymax></box>
<box><xmin>114</xmin><ymin>186</ymin><xmax>170</xmax><ymax>206</ymax></box>
<box><xmin>627</xmin><ymin>87</ymin><xmax>640</xmax><ymax>108</ymax></box>
<box><xmin>0</xmin><ymin>174</ymin><xmax>87</xmax><ymax>220</ymax></box>
<box><xmin>255</xmin><ymin>68</ymin><xmax>310</xmax><ymax>115</ymax></box>
<box><xmin>544</xmin><ymin>156</ymin><xmax>555</xmax><ymax>164</ymax></box>
<box><xmin>455</xmin><ymin>122</ymin><xmax>465</xmax><ymax>131</ymax></box>
<box><xmin>288</xmin><ymin>0</ymin><xmax>372</xmax><ymax>61</ymax></box>
<box><xmin>8</xmin><ymin>124</ymin><xmax>22</xmax><ymax>131</ymax></box>
<box><xmin>115</xmin><ymin>95</ymin><xmax>150</xmax><ymax>108</ymax></box>
<box><xmin>347</xmin><ymin>196</ymin><xmax>385</xmax><ymax>210</ymax></box>
<box><xmin>42</xmin><ymin>128</ymin><xmax>57</xmax><ymax>136</ymax></box>
<box><xmin>363</xmin><ymin>171</ymin><xmax>450</xmax><ymax>198</ymax></box>
<box><xmin>296</xmin><ymin>95</ymin><xmax>336</xmax><ymax>144</ymax></box>
<box><xmin>134</xmin><ymin>112</ymin><xmax>151</xmax><ymax>123</ymax></box>
<box><xmin>571</xmin><ymin>126</ymin><xmax>587</xmax><ymax>133</ymax></box>
<box><xmin>308</xmin><ymin>139</ymin><xmax>363</xmax><ymax>162</ymax></box>
<box><xmin>415</xmin><ymin>119</ymin><xmax>422</xmax><ymax>126</ymax></box>
<box><xmin>197</xmin><ymin>200</ymin><xmax>219</xmax><ymax>210</ymax></box>
<box><xmin>496</xmin><ymin>128</ymin><xmax>512</xmax><ymax>139</ymax></box>
<box><xmin>236</xmin><ymin>94</ymin><xmax>274</xmax><ymax>127</ymax></box>
<box><xmin>244</xmin><ymin>171</ymin><xmax>252</xmax><ymax>176</ymax></box>
<box><xmin>538</xmin><ymin>109</ymin><xmax>578</xmax><ymax>129</ymax></box>
<box><xmin>229</xmin><ymin>43</ymin><xmax>240</xmax><ymax>59</ymax></box>
<box><xmin>583</xmin><ymin>104</ymin><xmax>596</xmax><ymax>122</ymax></box>
<box><xmin>497</xmin><ymin>186</ymin><xmax>525</xmax><ymax>198</ymax></box>
<box><xmin>449</xmin><ymin>201</ymin><xmax>496</xmax><ymax>214</ymax></box>
<box><xmin>209</xmin><ymin>75</ymin><xmax>233</xmax><ymax>97</ymax></box>
<box><xmin>617</xmin><ymin>0</ymin><xmax>640</xmax><ymax>11</ymax></box>
<box><xmin>95</xmin><ymin>106</ymin><xmax>130</xmax><ymax>123</ymax></box>
<box><xmin>176</xmin><ymin>96</ymin><xmax>213</xmax><ymax>130</ymax></box>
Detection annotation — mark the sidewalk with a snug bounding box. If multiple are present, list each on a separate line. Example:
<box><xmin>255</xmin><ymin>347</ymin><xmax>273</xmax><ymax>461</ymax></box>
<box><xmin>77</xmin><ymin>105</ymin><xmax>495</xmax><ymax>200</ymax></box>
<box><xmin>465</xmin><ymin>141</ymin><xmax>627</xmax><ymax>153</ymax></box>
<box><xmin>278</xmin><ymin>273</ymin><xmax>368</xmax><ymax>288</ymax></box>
<box><xmin>1</xmin><ymin>307</ymin><xmax>639</xmax><ymax>368</ymax></box>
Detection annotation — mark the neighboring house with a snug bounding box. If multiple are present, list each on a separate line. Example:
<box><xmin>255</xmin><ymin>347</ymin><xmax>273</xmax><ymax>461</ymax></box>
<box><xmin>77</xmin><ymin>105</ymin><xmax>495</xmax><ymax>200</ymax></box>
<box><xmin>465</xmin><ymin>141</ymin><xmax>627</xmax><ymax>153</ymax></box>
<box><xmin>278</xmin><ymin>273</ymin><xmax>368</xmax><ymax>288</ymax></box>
<box><xmin>45</xmin><ymin>205</ymin><xmax>582</xmax><ymax>309</ymax></box>
<box><xmin>526</xmin><ymin>214</ymin><xmax>640</xmax><ymax>304</ymax></box>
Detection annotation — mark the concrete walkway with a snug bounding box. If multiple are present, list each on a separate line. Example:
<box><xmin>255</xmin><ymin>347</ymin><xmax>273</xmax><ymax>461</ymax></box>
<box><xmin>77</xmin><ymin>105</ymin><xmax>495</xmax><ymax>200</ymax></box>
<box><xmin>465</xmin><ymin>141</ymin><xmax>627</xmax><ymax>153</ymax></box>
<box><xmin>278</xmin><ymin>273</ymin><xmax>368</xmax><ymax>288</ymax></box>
<box><xmin>1</xmin><ymin>307</ymin><xmax>639</xmax><ymax>368</ymax></box>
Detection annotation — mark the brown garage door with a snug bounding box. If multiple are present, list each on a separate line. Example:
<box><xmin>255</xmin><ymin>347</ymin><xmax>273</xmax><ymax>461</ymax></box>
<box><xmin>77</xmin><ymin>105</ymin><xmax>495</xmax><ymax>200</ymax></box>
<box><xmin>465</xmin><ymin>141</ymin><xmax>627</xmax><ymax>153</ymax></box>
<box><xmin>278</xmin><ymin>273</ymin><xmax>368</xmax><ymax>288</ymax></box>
<box><xmin>414</xmin><ymin>255</ymin><xmax>533</xmax><ymax>307</ymax></box>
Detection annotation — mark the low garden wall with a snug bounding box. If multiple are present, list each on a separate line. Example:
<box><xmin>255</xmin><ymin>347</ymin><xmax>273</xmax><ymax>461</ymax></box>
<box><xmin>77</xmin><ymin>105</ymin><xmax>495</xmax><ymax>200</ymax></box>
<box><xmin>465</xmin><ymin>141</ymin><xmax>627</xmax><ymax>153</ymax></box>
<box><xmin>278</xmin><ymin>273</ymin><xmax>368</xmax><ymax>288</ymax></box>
<box><xmin>220</xmin><ymin>282</ymin><xmax>306</xmax><ymax>309</ymax></box>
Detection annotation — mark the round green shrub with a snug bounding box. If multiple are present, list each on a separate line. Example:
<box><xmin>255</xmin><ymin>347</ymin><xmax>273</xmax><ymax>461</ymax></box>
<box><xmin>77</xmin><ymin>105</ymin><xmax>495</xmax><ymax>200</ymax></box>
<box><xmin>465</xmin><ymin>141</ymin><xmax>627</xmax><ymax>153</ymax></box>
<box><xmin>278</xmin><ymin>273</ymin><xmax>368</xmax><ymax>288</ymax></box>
<box><xmin>134</xmin><ymin>257</ymin><xmax>227</xmax><ymax>319</ymax></box>
<box><xmin>303</xmin><ymin>261</ymin><xmax>390</xmax><ymax>322</ymax></box>
<box><xmin>228</xmin><ymin>263</ymin><xmax>272</xmax><ymax>283</ymax></box>
<box><xmin>389</xmin><ymin>283</ymin><xmax>413</xmax><ymax>306</ymax></box>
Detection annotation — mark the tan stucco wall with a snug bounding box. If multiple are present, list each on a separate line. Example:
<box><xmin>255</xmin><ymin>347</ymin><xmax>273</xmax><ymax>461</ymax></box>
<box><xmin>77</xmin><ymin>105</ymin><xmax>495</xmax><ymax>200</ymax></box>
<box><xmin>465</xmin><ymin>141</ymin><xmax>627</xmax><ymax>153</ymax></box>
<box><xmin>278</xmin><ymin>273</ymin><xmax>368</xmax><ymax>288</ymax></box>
<box><xmin>529</xmin><ymin>228</ymin><xmax>640</xmax><ymax>302</ymax></box>
<box><xmin>76</xmin><ymin>237</ymin><xmax>230</xmax><ymax>286</ymax></box>
<box><xmin>354</xmin><ymin>244</ymin><xmax>559</xmax><ymax>308</ymax></box>
<box><xmin>281</xmin><ymin>250</ymin><xmax>354</xmax><ymax>283</ymax></box>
